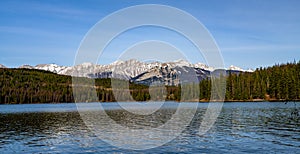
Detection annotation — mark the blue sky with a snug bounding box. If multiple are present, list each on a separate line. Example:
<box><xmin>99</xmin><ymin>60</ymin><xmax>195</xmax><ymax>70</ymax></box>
<box><xmin>0</xmin><ymin>0</ymin><xmax>299</xmax><ymax>69</ymax></box>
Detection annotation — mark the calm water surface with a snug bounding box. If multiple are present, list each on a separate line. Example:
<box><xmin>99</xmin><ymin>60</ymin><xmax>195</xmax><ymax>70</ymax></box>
<box><xmin>0</xmin><ymin>102</ymin><xmax>299</xmax><ymax>153</ymax></box>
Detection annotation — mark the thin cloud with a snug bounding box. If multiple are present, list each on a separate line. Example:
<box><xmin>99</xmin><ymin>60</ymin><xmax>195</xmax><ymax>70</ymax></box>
<box><xmin>221</xmin><ymin>45</ymin><xmax>300</xmax><ymax>52</ymax></box>
<box><xmin>0</xmin><ymin>1</ymin><xmax>102</xmax><ymax>21</ymax></box>
<box><xmin>0</xmin><ymin>26</ymin><xmax>81</xmax><ymax>39</ymax></box>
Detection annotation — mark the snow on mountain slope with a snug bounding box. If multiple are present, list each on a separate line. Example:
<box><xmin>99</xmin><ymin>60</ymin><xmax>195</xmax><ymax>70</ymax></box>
<box><xmin>246</xmin><ymin>68</ymin><xmax>254</xmax><ymax>72</ymax></box>
<box><xmin>193</xmin><ymin>62</ymin><xmax>214</xmax><ymax>72</ymax></box>
<box><xmin>228</xmin><ymin>65</ymin><xmax>254</xmax><ymax>72</ymax></box>
<box><xmin>228</xmin><ymin>65</ymin><xmax>244</xmax><ymax>72</ymax></box>
<box><xmin>35</xmin><ymin>64</ymin><xmax>71</xmax><ymax>74</ymax></box>
<box><xmin>9</xmin><ymin>59</ymin><xmax>252</xmax><ymax>85</ymax></box>
<box><xmin>19</xmin><ymin>65</ymin><xmax>34</xmax><ymax>69</ymax></box>
<box><xmin>0</xmin><ymin>64</ymin><xmax>6</xmax><ymax>68</ymax></box>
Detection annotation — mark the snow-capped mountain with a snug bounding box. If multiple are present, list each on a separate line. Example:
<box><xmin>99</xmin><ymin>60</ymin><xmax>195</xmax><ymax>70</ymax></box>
<box><xmin>0</xmin><ymin>64</ymin><xmax>6</xmax><ymax>68</ymax></box>
<box><xmin>193</xmin><ymin>62</ymin><xmax>215</xmax><ymax>72</ymax></box>
<box><xmin>34</xmin><ymin>64</ymin><xmax>71</xmax><ymax>74</ymax></box>
<box><xmin>19</xmin><ymin>64</ymin><xmax>34</xmax><ymax>69</ymax></box>
<box><xmin>1</xmin><ymin>59</ymin><xmax>253</xmax><ymax>85</ymax></box>
<box><xmin>131</xmin><ymin>63</ymin><xmax>210</xmax><ymax>85</ymax></box>
<box><xmin>228</xmin><ymin>65</ymin><xmax>254</xmax><ymax>72</ymax></box>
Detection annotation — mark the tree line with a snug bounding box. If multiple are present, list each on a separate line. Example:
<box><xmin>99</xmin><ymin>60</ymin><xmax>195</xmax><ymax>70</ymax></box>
<box><xmin>0</xmin><ymin>61</ymin><xmax>299</xmax><ymax>104</ymax></box>
<box><xmin>224</xmin><ymin>61</ymin><xmax>300</xmax><ymax>101</ymax></box>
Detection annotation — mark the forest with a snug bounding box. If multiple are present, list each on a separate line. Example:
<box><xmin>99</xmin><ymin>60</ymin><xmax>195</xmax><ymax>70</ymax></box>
<box><xmin>0</xmin><ymin>61</ymin><xmax>299</xmax><ymax>104</ymax></box>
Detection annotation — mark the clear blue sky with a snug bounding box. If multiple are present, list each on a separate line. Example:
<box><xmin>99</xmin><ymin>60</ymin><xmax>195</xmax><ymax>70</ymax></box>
<box><xmin>0</xmin><ymin>0</ymin><xmax>299</xmax><ymax>69</ymax></box>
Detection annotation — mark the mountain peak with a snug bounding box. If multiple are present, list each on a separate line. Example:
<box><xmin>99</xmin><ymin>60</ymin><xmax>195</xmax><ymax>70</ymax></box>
<box><xmin>80</xmin><ymin>62</ymin><xmax>94</xmax><ymax>67</ymax></box>
<box><xmin>228</xmin><ymin>65</ymin><xmax>254</xmax><ymax>72</ymax></box>
<box><xmin>3</xmin><ymin>60</ymin><xmax>253</xmax><ymax>79</ymax></box>
<box><xmin>19</xmin><ymin>64</ymin><xmax>34</xmax><ymax>69</ymax></box>
<box><xmin>229</xmin><ymin>65</ymin><xmax>244</xmax><ymax>71</ymax></box>
<box><xmin>0</xmin><ymin>64</ymin><xmax>6</xmax><ymax>68</ymax></box>
<box><xmin>34</xmin><ymin>63</ymin><xmax>69</xmax><ymax>74</ymax></box>
<box><xmin>172</xmin><ymin>59</ymin><xmax>191</xmax><ymax>67</ymax></box>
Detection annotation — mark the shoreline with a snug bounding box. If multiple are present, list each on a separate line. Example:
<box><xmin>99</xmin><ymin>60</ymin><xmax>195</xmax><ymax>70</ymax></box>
<box><xmin>1</xmin><ymin>100</ymin><xmax>300</xmax><ymax>105</ymax></box>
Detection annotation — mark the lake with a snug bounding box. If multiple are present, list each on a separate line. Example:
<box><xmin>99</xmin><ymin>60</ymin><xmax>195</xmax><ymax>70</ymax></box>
<box><xmin>0</xmin><ymin>102</ymin><xmax>299</xmax><ymax>153</ymax></box>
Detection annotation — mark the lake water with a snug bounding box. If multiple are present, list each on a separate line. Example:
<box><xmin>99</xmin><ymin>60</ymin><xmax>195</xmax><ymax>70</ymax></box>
<box><xmin>0</xmin><ymin>102</ymin><xmax>299</xmax><ymax>153</ymax></box>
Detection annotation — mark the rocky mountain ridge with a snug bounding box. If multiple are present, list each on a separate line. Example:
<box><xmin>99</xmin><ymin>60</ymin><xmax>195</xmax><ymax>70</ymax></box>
<box><xmin>1</xmin><ymin>59</ymin><xmax>253</xmax><ymax>85</ymax></box>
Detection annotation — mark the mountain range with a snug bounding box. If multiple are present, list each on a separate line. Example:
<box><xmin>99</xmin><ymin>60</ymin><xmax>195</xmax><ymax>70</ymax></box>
<box><xmin>1</xmin><ymin>59</ymin><xmax>253</xmax><ymax>86</ymax></box>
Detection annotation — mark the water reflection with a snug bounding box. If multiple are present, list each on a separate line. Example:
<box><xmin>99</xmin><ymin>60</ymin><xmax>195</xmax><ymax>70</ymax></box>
<box><xmin>0</xmin><ymin>102</ymin><xmax>299</xmax><ymax>153</ymax></box>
